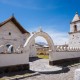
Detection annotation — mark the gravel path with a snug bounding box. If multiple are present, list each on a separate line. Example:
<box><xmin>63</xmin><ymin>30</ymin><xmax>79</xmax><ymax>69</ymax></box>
<box><xmin>30</xmin><ymin>59</ymin><xmax>62</xmax><ymax>72</ymax></box>
<box><xmin>20</xmin><ymin>59</ymin><xmax>80</xmax><ymax>80</ymax></box>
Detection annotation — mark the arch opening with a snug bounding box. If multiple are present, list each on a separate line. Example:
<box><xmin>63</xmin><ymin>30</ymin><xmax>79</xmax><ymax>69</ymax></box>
<box><xmin>74</xmin><ymin>25</ymin><xmax>77</xmax><ymax>32</ymax></box>
<box><xmin>23</xmin><ymin>31</ymin><xmax>54</xmax><ymax>60</ymax></box>
<box><xmin>35</xmin><ymin>36</ymin><xmax>49</xmax><ymax>59</ymax></box>
<box><xmin>23</xmin><ymin>31</ymin><xmax>54</xmax><ymax>71</ymax></box>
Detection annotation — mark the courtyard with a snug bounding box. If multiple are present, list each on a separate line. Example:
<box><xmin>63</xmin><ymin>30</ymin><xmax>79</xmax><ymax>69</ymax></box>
<box><xmin>1</xmin><ymin>57</ymin><xmax>80</xmax><ymax>80</ymax></box>
<box><xmin>20</xmin><ymin>58</ymin><xmax>80</xmax><ymax>80</ymax></box>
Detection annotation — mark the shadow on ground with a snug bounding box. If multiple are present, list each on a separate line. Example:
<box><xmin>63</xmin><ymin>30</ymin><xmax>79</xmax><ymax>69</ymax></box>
<box><xmin>29</xmin><ymin>57</ymin><xmax>42</xmax><ymax>62</ymax></box>
<box><xmin>1</xmin><ymin>58</ymin><xmax>77</xmax><ymax>79</ymax></box>
<box><xmin>39</xmin><ymin>66</ymin><xmax>70</xmax><ymax>74</ymax></box>
<box><xmin>0</xmin><ymin>70</ymin><xmax>37</xmax><ymax>78</ymax></box>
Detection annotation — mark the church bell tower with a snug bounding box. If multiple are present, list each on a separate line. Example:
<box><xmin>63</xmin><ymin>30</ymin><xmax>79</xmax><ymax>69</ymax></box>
<box><xmin>69</xmin><ymin>12</ymin><xmax>80</xmax><ymax>47</ymax></box>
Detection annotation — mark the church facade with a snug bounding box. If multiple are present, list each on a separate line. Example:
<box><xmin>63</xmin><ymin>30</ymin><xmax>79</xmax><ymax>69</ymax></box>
<box><xmin>69</xmin><ymin>12</ymin><xmax>80</xmax><ymax>47</ymax></box>
<box><xmin>1</xmin><ymin>12</ymin><xmax>80</xmax><ymax>72</ymax></box>
<box><xmin>0</xmin><ymin>16</ymin><xmax>36</xmax><ymax>57</ymax></box>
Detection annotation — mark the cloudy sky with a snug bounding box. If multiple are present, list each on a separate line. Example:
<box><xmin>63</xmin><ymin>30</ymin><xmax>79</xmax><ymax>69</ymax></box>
<box><xmin>0</xmin><ymin>0</ymin><xmax>80</xmax><ymax>45</ymax></box>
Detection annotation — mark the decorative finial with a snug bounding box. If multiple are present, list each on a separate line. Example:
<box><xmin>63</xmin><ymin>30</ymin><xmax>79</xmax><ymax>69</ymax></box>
<box><xmin>76</xmin><ymin>12</ymin><xmax>78</xmax><ymax>14</ymax></box>
<box><xmin>12</xmin><ymin>13</ymin><xmax>14</xmax><ymax>17</ymax></box>
<box><xmin>38</xmin><ymin>26</ymin><xmax>43</xmax><ymax>32</ymax></box>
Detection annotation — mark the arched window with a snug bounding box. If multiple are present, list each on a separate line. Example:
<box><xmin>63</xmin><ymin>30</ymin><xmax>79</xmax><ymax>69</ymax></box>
<box><xmin>6</xmin><ymin>44</ymin><xmax>14</xmax><ymax>53</ymax></box>
<box><xmin>74</xmin><ymin>25</ymin><xmax>77</xmax><ymax>32</ymax></box>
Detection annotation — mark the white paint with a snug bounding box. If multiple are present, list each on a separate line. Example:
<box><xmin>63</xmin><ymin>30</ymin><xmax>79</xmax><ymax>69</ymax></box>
<box><xmin>29</xmin><ymin>39</ymin><xmax>37</xmax><ymax>57</ymax></box>
<box><xmin>74</xmin><ymin>69</ymin><xmax>80</xmax><ymax>80</ymax></box>
<box><xmin>69</xmin><ymin>13</ymin><xmax>80</xmax><ymax>47</ymax></box>
<box><xmin>72</xmin><ymin>12</ymin><xmax>80</xmax><ymax>22</ymax></box>
<box><xmin>50</xmin><ymin>51</ymin><xmax>80</xmax><ymax>61</ymax></box>
<box><xmin>0</xmin><ymin>53</ymin><xmax>29</xmax><ymax>67</ymax></box>
<box><xmin>0</xmin><ymin>21</ymin><xmax>30</xmax><ymax>53</ymax></box>
<box><xmin>24</xmin><ymin>31</ymin><xmax>54</xmax><ymax>58</ymax></box>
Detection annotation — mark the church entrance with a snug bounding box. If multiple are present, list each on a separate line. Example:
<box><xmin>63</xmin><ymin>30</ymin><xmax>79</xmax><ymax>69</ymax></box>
<box><xmin>23</xmin><ymin>29</ymin><xmax>55</xmax><ymax>72</ymax></box>
<box><xmin>35</xmin><ymin>36</ymin><xmax>49</xmax><ymax>59</ymax></box>
<box><xmin>24</xmin><ymin>29</ymin><xmax>54</xmax><ymax>63</ymax></box>
<box><xmin>6</xmin><ymin>44</ymin><xmax>14</xmax><ymax>53</ymax></box>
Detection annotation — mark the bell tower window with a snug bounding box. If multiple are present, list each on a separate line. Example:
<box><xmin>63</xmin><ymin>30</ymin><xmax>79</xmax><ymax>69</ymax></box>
<box><xmin>9</xmin><ymin>32</ymin><xmax>11</xmax><ymax>35</ymax></box>
<box><xmin>74</xmin><ymin>25</ymin><xmax>77</xmax><ymax>32</ymax></box>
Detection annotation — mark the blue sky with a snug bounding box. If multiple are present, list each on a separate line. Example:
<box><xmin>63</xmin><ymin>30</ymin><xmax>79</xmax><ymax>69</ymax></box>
<box><xmin>0</xmin><ymin>0</ymin><xmax>80</xmax><ymax>45</ymax></box>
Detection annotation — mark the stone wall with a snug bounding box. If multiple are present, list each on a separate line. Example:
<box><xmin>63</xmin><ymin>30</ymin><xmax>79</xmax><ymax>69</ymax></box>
<box><xmin>0</xmin><ymin>53</ymin><xmax>29</xmax><ymax>67</ymax></box>
<box><xmin>49</xmin><ymin>46</ymin><xmax>80</xmax><ymax>65</ymax></box>
<box><xmin>69</xmin><ymin>21</ymin><xmax>80</xmax><ymax>47</ymax></box>
<box><xmin>0</xmin><ymin>21</ymin><xmax>30</xmax><ymax>53</ymax></box>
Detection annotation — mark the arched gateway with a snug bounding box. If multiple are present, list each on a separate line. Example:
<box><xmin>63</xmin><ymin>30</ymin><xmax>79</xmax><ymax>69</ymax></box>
<box><xmin>23</xmin><ymin>29</ymin><xmax>54</xmax><ymax>61</ymax></box>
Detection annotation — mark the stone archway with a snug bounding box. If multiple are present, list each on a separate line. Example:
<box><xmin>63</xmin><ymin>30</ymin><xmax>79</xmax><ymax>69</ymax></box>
<box><xmin>23</xmin><ymin>30</ymin><xmax>54</xmax><ymax>61</ymax></box>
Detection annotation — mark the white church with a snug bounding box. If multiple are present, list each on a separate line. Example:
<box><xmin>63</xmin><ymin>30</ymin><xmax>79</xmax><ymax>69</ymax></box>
<box><xmin>69</xmin><ymin>12</ymin><xmax>80</xmax><ymax>47</ymax></box>
<box><xmin>0</xmin><ymin>12</ymin><xmax>80</xmax><ymax>72</ymax></box>
<box><xmin>0</xmin><ymin>16</ymin><xmax>36</xmax><ymax>57</ymax></box>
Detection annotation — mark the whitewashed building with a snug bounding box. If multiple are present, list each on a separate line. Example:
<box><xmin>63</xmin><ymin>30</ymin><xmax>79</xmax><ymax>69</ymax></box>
<box><xmin>0</xmin><ymin>16</ymin><xmax>37</xmax><ymax>72</ymax></box>
<box><xmin>0</xmin><ymin>16</ymin><xmax>30</xmax><ymax>53</ymax></box>
<box><xmin>69</xmin><ymin>12</ymin><xmax>80</xmax><ymax>47</ymax></box>
<box><xmin>1</xmin><ymin>12</ymin><xmax>80</xmax><ymax>72</ymax></box>
<box><xmin>0</xmin><ymin>16</ymin><xmax>36</xmax><ymax>56</ymax></box>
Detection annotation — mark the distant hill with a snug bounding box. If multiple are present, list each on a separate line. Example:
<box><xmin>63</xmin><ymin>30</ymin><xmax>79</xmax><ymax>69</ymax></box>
<box><xmin>35</xmin><ymin>42</ymin><xmax>48</xmax><ymax>46</ymax></box>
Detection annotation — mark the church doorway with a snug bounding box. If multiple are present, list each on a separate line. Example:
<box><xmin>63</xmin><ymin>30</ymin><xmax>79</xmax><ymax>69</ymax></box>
<box><xmin>6</xmin><ymin>44</ymin><xmax>14</xmax><ymax>53</ymax></box>
<box><xmin>35</xmin><ymin>36</ymin><xmax>49</xmax><ymax>59</ymax></box>
<box><xmin>24</xmin><ymin>30</ymin><xmax>54</xmax><ymax>72</ymax></box>
<box><xmin>24</xmin><ymin>30</ymin><xmax>54</xmax><ymax>62</ymax></box>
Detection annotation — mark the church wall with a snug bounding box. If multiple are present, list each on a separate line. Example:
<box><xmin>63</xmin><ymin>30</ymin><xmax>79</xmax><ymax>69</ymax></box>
<box><xmin>0</xmin><ymin>21</ymin><xmax>30</xmax><ymax>52</ymax></box>
<box><xmin>50</xmin><ymin>51</ymin><xmax>80</xmax><ymax>61</ymax></box>
<box><xmin>29</xmin><ymin>39</ymin><xmax>37</xmax><ymax>57</ymax></box>
<box><xmin>69</xmin><ymin>16</ymin><xmax>80</xmax><ymax>47</ymax></box>
<box><xmin>69</xmin><ymin>33</ymin><xmax>80</xmax><ymax>47</ymax></box>
<box><xmin>70</xmin><ymin>22</ymin><xmax>80</xmax><ymax>32</ymax></box>
<box><xmin>0</xmin><ymin>53</ymin><xmax>29</xmax><ymax>67</ymax></box>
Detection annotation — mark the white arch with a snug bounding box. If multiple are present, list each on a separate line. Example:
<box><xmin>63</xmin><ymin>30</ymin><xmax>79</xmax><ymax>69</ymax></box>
<box><xmin>23</xmin><ymin>31</ymin><xmax>54</xmax><ymax>53</ymax></box>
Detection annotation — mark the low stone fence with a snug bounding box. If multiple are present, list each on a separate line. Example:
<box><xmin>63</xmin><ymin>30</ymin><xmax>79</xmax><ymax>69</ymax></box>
<box><xmin>0</xmin><ymin>45</ymin><xmax>24</xmax><ymax>54</ymax></box>
<box><xmin>0</xmin><ymin>53</ymin><xmax>29</xmax><ymax>67</ymax></box>
<box><xmin>49</xmin><ymin>46</ymin><xmax>80</xmax><ymax>65</ymax></box>
<box><xmin>74</xmin><ymin>69</ymin><xmax>80</xmax><ymax>80</ymax></box>
<box><xmin>55</xmin><ymin>46</ymin><xmax>80</xmax><ymax>52</ymax></box>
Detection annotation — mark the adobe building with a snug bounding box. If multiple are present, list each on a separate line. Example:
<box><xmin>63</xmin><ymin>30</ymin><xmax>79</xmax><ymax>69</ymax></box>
<box><xmin>69</xmin><ymin>12</ymin><xmax>80</xmax><ymax>47</ymax></box>
<box><xmin>0</xmin><ymin>16</ymin><xmax>36</xmax><ymax>57</ymax></box>
<box><xmin>0</xmin><ymin>16</ymin><xmax>37</xmax><ymax>73</ymax></box>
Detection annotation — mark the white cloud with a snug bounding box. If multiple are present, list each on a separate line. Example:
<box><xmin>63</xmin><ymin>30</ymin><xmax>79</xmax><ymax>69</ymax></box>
<box><xmin>48</xmin><ymin>31</ymin><xmax>68</xmax><ymax>45</ymax></box>
<box><xmin>35</xmin><ymin>29</ymin><xmax>68</xmax><ymax>45</ymax></box>
<box><xmin>35</xmin><ymin>36</ymin><xmax>47</xmax><ymax>43</ymax></box>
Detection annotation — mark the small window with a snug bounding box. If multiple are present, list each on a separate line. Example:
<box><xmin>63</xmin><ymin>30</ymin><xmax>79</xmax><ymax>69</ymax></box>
<box><xmin>73</xmin><ymin>35</ymin><xmax>74</xmax><ymax>37</ymax></box>
<box><xmin>6</xmin><ymin>44</ymin><xmax>10</xmax><ymax>48</ymax></box>
<box><xmin>74</xmin><ymin>25</ymin><xmax>77</xmax><ymax>32</ymax></box>
<box><xmin>9</xmin><ymin>32</ymin><xmax>11</xmax><ymax>35</ymax></box>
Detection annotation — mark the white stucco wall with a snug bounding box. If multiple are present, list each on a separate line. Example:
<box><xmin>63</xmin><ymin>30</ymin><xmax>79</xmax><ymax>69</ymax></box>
<box><xmin>50</xmin><ymin>51</ymin><xmax>80</xmax><ymax>61</ymax></box>
<box><xmin>0</xmin><ymin>53</ymin><xmax>29</xmax><ymax>67</ymax></box>
<box><xmin>69</xmin><ymin>32</ymin><xmax>80</xmax><ymax>47</ymax></box>
<box><xmin>69</xmin><ymin>21</ymin><xmax>80</xmax><ymax>47</ymax></box>
<box><xmin>29</xmin><ymin>39</ymin><xmax>37</xmax><ymax>57</ymax></box>
<box><xmin>70</xmin><ymin>21</ymin><xmax>80</xmax><ymax>32</ymax></box>
<box><xmin>24</xmin><ymin>31</ymin><xmax>54</xmax><ymax>57</ymax></box>
<box><xmin>0</xmin><ymin>21</ymin><xmax>30</xmax><ymax>52</ymax></box>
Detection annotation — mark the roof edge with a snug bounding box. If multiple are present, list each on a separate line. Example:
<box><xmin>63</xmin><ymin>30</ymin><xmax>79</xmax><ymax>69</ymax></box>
<box><xmin>0</xmin><ymin>16</ymin><xmax>30</xmax><ymax>34</ymax></box>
